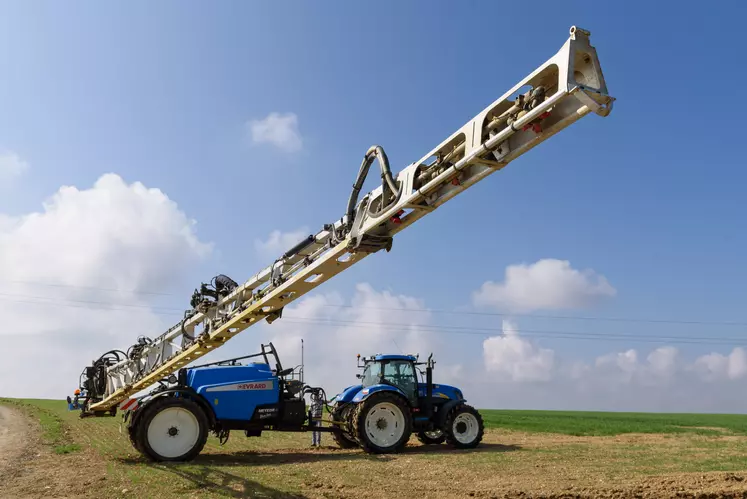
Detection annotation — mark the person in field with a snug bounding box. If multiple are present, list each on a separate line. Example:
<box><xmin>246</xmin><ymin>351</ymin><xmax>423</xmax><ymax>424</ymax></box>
<box><xmin>310</xmin><ymin>392</ymin><xmax>323</xmax><ymax>447</ymax></box>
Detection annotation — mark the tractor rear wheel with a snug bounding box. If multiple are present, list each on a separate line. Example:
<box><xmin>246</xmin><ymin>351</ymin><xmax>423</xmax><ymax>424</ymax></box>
<box><xmin>443</xmin><ymin>404</ymin><xmax>484</xmax><ymax>449</ymax></box>
<box><xmin>352</xmin><ymin>392</ymin><xmax>412</xmax><ymax>454</ymax></box>
<box><xmin>416</xmin><ymin>429</ymin><xmax>446</xmax><ymax>445</ymax></box>
<box><xmin>134</xmin><ymin>396</ymin><xmax>208</xmax><ymax>462</ymax></box>
<box><xmin>330</xmin><ymin>404</ymin><xmax>357</xmax><ymax>449</ymax></box>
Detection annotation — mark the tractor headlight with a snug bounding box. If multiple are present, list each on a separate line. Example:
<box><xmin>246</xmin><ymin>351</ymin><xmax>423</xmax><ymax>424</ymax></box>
<box><xmin>455</xmin><ymin>390</ymin><xmax>463</xmax><ymax>400</ymax></box>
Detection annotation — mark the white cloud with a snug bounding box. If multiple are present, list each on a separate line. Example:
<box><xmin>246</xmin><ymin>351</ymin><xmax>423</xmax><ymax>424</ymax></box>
<box><xmin>0</xmin><ymin>173</ymin><xmax>212</xmax><ymax>398</ymax></box>
<box><xmin>647</xmin><ymin>346</ymin><xmax>679</xmax><ymax>377</ymax></box>
<box><xmin>0</xmin><ymin>173</ymin><xmax>212</xmax><ymax>300</ymax></box>
<box><xmin>574</xmin><ymin>346</ymin><xmax>681</xmax><ymax>389</ymax></box>
<box><xmin>692</xmin><ymin>347</ymin><xmax>747</xmax><ymax>381</ymax></box>
<box><xmin>475</xmin><ymin>339</ymin><xmax>747</xmax><ymax>412</ymax></box>
<box><xmin>254</xmin><ymin>226</ymin><xmax>311</xmax><ymax>260</ymax></box>
<box><xmin>482</xmin><ymin>320</ymin><xmax>555</xmax><ymax>382</ymax></box>
<box><xmin>595</xmin><ymin>348</ymin><xmax>639</xmax><ymax>374</ymax></box>
<box><xmin>572</xmin><ymin>345</ymin><xmax>747</xmax><ymax>395</ymax></box>
<box><xmin>0</xmin><ymin>149</ymin><xmax>29</xmax><ymax>184</ymax></box>
<box><xmin>473</xmin><ymin>258</ymin><xmax>616</xmax><ymax>312</ymax></box>
<box><xmin>247</xmin><ymin>112</ymin><xmax>303</xmax><ymax>152</ymax></box>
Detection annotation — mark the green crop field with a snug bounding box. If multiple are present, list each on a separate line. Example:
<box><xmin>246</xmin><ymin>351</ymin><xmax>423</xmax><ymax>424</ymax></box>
<box><xmin>481</xmin><ymin>409</ymin><xmax>747</xmax><ymax>436</ymax></box>
<box><xmin>3</xmin><ymin>398</ymin><xmax>747</xmax><ymax>498</ymax></box>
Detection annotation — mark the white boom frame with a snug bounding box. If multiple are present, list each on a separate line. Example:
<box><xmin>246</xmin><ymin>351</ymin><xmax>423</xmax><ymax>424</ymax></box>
<box><xmin>89</xmin><ymin>26</ymin><xmax>614</xmax><ymax>412</ymax></box>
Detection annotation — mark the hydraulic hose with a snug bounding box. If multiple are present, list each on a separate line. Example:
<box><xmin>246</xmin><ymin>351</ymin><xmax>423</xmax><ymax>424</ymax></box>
<box><xmin>83</xmin><ymin>350</ymin><xmax>127</xmax><ymax>400</ymax></box>
<box><xmin>345</xmin><ymin>145</ymin><xmax>400</xmax><ymax>231</ymax></box>
<box><xmin>181</xmin><ymin>309</ymin><xmax>196</xmax><ymax>341</ymax></box>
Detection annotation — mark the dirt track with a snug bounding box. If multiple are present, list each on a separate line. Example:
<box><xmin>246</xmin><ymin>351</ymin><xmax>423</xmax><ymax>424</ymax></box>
<box><xmin>0</xmin><ymin>405</ymin><xmax>29</xmax><ymax>478</ymax></box>
<box><xmin>0</xmin><ymin>404</ymin><xmax>109</xmax><ymax>499</ymax></box>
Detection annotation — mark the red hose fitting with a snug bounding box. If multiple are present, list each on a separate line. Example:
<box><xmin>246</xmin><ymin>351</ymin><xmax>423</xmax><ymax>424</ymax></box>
<box><xmin>390</xmin><ymin>209</ymin><xmax>405</xmax><ymax>224</ymax></box>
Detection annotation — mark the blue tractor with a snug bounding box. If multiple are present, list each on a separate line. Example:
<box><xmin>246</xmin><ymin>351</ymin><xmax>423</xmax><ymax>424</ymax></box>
<box><xmin>328</xmin><ymin>353</ymin><xmax>484</xmax><ymax>453</ymax></box>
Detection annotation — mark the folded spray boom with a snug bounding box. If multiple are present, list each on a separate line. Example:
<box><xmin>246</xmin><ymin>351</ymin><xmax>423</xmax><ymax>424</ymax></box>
<box><xmin>76</xmin><ymin>26</ymin><xmax>614</xmax><ymax>416</ymax></box>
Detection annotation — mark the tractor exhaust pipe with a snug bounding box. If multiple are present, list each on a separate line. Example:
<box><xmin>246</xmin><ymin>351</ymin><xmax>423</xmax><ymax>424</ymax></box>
<box><xmin>425</xmin><ymin>354</ymin><xmax>433</xmax><ymax>419</ymax></box>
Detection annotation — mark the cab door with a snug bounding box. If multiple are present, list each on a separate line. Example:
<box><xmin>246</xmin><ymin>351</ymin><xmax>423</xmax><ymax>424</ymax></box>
<box><xmin>383</xmin><ymin>360</ymin><xmax>418</xmax><ymax>405</ymax></box>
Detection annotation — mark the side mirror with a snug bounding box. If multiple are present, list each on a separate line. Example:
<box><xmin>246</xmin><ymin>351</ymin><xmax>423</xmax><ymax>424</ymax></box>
<box><xmin>356</xmin><ymin>374</ymin><xmax>363</xmax><ymax>379</ymax></box>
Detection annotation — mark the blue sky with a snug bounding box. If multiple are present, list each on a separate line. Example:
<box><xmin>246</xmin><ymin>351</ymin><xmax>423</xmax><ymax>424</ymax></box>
<box><xmin>1</xmin><ymin>2</ymin><xmax>747</xmax><ymax>410</ymax></box>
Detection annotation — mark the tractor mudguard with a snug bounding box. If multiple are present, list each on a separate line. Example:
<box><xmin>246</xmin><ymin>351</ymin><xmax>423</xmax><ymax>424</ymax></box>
<box><xmin>351</xmin><ymin>384</ymin><xmax>405</xmax><ymax>403</ymax></box>
<box><xmin>333</xmin><ymin>385</ymin><xmax>363</xmax><ymax>404</ymax></box>
<box><xmin>435</xmin><ymin>399</ymin><xmax>466</xmax><ymax>428</ymax></box>
<box><xmin>129</xmin><ymin>388</ymin><xmax>217</xmax><ymax>430</ymax></box>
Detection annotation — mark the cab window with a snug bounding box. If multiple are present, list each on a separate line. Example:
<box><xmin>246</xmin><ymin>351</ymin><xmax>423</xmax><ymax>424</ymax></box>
<box><xmin>383</xmin><ymin>360</ymin><xmax>416</xmax><ymax>395</ymax></box>
<box><xmin>361</xmin><ymin>361</ymin><xmax>382</xmax><ymax>387</ymax></box>
<box><xmin>361</xmin><ymin>360</ymin><xmax>416</xmax><ymax>394</ymax></box>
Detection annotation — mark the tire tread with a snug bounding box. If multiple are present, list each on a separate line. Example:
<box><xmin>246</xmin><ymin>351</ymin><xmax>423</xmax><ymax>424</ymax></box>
<box><xmin>331</xmin><ymin>404</ymin><xmax>358</xmax><ymax>449</ymax></box>
<box><xmin>352</xmin><ymin>392</ymin><xmax>412</xmax><ymax>454</ymax></box>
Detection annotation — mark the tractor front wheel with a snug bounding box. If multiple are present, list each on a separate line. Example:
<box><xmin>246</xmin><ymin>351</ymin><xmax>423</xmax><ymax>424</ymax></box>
<box><xmin>134</xmin><ymin>396</ymin><xmax>208</xmax><ymax>462</ymax></box>
<box><xmin>352</xmin><ymin>392</ymin><xmax>412</xmax><ymax>454</ymax></box>
<box><xmin>443</xmin><ymin>404</ymin><xmax>484</xmax><ymax>449</ymax></box>
<box><xmin>417</xmin><ymin>429</ymin><xmax>446</xmax><ymax>445</ymax></box>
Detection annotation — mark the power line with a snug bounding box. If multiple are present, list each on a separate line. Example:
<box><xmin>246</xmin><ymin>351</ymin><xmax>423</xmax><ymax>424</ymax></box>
<box><xmin>0</xmin><ymin>279</ymin><xmax>176</xmax><ymax>297</ymax></box>
<box><xmin>1</xmin><ymin>293</ymin><xmax>746</xmax><ymax>341</ymax></box>
<box><xmin>279</xmin><ymin>317</ymin><xmax>747</xmax><ymax>346</ymax></box>
<box><xmin>282</xmin><ymin>316</ymin><xmax>746</xmax><ymax>342</ymax></box>
<box><xmin>317</xmin><ymin>304</ymin><xmax>747</xmax><ymax>327</ymax></box>
<box><xmin>0</xmin><ymin>296</ymin><xmax>183</xmax><ymax>316</ymax></box>
<box><xmin>0</xmin><ymin>286</ymin><xmax>744</xmax><ymax>328</ymax></box>
<box><xmin>1</xmin><ymin>293</ymin><xmax>745</xmax><ymax>346</ymax></box>
<box><xmin>0</xmin><ymin>292</ymin><xmax>184</xmax><ymax>313</ymax></box>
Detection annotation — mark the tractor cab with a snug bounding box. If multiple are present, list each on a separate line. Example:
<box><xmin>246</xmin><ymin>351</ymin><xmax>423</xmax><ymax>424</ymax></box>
<box><xmin>356</xmin><ymin>353</ymin><xmax>463</xmax><ymax>407</ymax></box>
<box><xmin>358</xmin><ymin>354</ymin><xmax>419</xmax><ymax>404</ymax></box>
